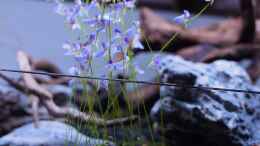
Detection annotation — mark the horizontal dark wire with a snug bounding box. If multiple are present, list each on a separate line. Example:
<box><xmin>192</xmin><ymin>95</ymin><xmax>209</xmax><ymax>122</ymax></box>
<box><xmin>1</xmin><ymin>68</ymin><xmax>260</xmax><ymax>95</ymax></box>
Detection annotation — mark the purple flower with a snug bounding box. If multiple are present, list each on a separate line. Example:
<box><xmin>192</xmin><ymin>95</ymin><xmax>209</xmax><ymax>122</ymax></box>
<box><xmin>63</xmin><ymin>41</ymin><xmax>91</xmax><ymax>65</ymax></box>
<box><xmin>125</xmin><ymin>0</ymin><xmax>136</xmax><ymax>8</ymax></box>
<box><xmin>83</xmin><ymin>33</ymin><xmax>96</xmax><ymax>46</ymax></box>
<box><xmin>83</xmin><ymin>13</ymin><xmax>114</xmax><ymax>32</ymax></box>
<box><xmin>132</xmin><ymin>34</ymin><xmax>144</xmax><ymax>49</ymax></box>
<box><xmin>63</xmin><ymin>42</ymin><xmax>81</xmax><ymax>56</ymax></box>
<box><xmin>93</xmin><ymin>41</ymin><xmax>108</xmax><ymax>57</ymax></box>
<box><xmin>57</xmin><ymin>0</ymin><xmax>145</xmax><ymax>83</ymax></box>
<box><xmin>74</xmin><ymin>46</ymin><xmax>91</xmax><ymax>64</ymax></box>
<box><xmin>55</xmin><ymin>1</ymin><xmax>81</xmax><ymax>30</ymax></box>
<box><xmin>83</xmin><ymin>17</ymin><xmax>99</xmax><ymax>27</ymax></box>
<box><xmin>69</xmin><ymin>66</ymin><xmax>80</xmax><ymax>75</ymax></box>
<box><xmin>114</xmin><ymin>28</ymin><xmax>122</xmax><ymax>34</ymax></box>
<box><xmin>106</xmin><ymin>56</ymin><xmax>129</xmax><ymax>73</ymax></box>
<box><xmin>124</xmin><ymin>26</ymin><xmax>136</xmax><ymax>43</ymax></box>
<box><xmin>112</xmin><ymin>2</ymin><xmax>125</xmax><ymax>10</ymax></box>
<box><xmin>173</xmin><ymin>10</ymin><xmax>191</xmax><ymax>25</ymax></box>
<box><xmin>111</xmin><ymin>0</ymin><xmax>136</xmax><ymax>10</ymax></box>
<box><xmin>154</xmin><ymin>56</ymin><xmax>161</xmax><ymax>65</ymax></box>
<box><xmin>94</xmin><ymin>49</ymin><xmax>106</xmax><ymax>58</ymax></box>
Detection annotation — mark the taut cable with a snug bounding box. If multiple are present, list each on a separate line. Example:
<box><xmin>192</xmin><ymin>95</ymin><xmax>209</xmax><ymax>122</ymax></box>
<box><xmin>1</xmin><ymin>68</ymin><xmax>260</xmax><ymax>95</ymax></box>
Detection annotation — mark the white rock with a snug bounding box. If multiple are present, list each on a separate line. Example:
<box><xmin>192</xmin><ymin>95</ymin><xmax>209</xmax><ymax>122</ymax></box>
<box><xmin>0</xmin><ymin>121</ymin><xmax>114</xmax><ymax>146</ymax></box>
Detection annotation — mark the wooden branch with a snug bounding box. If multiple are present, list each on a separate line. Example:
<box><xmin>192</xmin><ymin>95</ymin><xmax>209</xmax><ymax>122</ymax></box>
<box><xmin>17</xmin><ymin>51</ymin><xmax>53</xmax><ymax>99</ymax></box>
<box><xmin>178</xmin><ymin>0</ymin><xmax>249</xmax><ymax>16</ymax></box>
<box><xmin>201</xmin><ymin>44</ymin><xmax>260</xmax><ymax>62</ymax></box>
<box><xmin>176</xmin><ymin>44</ymin><xmax>216</xmax><ymax>62</ymax></box>
<box><xmin>139</xmin><ymin>6</ymin><xmax>260</xmax><ymax>53</ymax></box>
<box><xmin>176</xmin><ymin>44</ymin><xmax>260</xmax><ymax>62</ymax></box>
<box><xmin>44</xmin><ymin>99</ymin><xmax>137</xmax><ymax>127</ymax></box>
<box><xmin>15</xmin><ymin>50</ymin><xmax>138</xmax><ymax>127</ymax></box>
<box><xmin>0</xmin><ymin>73</ymin><xmax>54</xmax><ymax>103</ymax></box>
<box><xmin>140</xmin><ymin>7</ymin><xmax>242</xmax><ymax>51</ymax></box>
<box><xmin>29</xmin><ymin>95</ymin><xmax>40</xmax><ymax>128</ymax></box>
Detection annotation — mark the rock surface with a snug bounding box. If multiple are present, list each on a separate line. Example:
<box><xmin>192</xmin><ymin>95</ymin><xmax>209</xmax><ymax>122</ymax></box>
<box><xmin>0</xmin><ymin>84</ymin><xmax>28</xmax><ymax>119</ymax></box>
<box><xmin>150</xmin><ymin>55</ymin><xmax>260</xmax><ymax>146</ymax></box>
<box><xmin>0</xmin><ymin>84</ymin><xmax>38</xmax><ymax>135</ymax></box>
<box><xmin>0</xmin><ymin>121</ymin><xmax>114</xmax><ymax>146</ymax></box>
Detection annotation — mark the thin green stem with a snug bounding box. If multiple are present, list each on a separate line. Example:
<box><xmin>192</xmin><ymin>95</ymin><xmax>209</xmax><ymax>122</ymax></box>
<box><xmin>145</xmin><ymin>3</ymin><xmax>210</xmax><ymax>67</ymax></box>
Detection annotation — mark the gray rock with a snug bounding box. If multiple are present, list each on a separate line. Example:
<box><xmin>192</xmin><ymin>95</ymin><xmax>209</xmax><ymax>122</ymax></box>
<box><xmin>150</xmin><ymin>55</ymin><xmax>260</xmax><ymax>146</ymax></box>
<box><xmin>0</xmin><ymin>121</ymin><xmax>114</xmax><ymax>146</ymax></box>
<box><xmin>0</xmin><ymin>84</ymin><xmax>37</xmax><ymax>135</ymax></box>
<box><xmin>0</xmin><ymin>84</ymin><xmax>29</xmax><ymax>111</ymax></box>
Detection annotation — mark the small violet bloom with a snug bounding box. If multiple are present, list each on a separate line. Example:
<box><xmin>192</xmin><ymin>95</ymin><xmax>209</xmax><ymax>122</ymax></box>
<box><xmin>173</xmin><ymin>10</ymin><xmax>191</xmax><ymax>26</ymax></box>
<box><xmin>57</xmin><ymin>0</ymin><xmax>144</xmax><ymax>89</ymax></box>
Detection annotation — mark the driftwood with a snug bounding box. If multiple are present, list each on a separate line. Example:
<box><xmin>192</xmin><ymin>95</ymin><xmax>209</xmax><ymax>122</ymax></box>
<box><xmin>19</xmin><ymin>51</ymin><xmax>138</xmax><ymax>127</ymax></box>
<box><xmin>0</xmin><ymin>51</ymin><xmax>138</xmax><ymax>128</ymax></box>
<box><xmin>139</xmin><ymin>0</ymin><xmax>258</xmax><ymax>52</ymax></box>
<box><xmin>201</xmin><ymin>44</ymin><xmax>260</xmax><ymax>62</ymax></box>
<box><xmin>138</xmin><ymin>0</ymin><xmax>241</xmax><ymax>16</ymax></box>
<box><xmin>140</xmin><ymin>8</ymin><xmax>240</xmax><ymax>51</ymax></box>
<box><xmin>139</xmin><ymin>0</ymin><xmax>260</xmax><ymax>17</ymax></box>
<box><xmin>178</xmin><ymin>0</ymin><xmax>240</xmax><ymax>16</ymax></box>
<box><xmin>175</xmin><ymin>44</ymin><xmax>216</xmax><ymax>62</ymax></box>
<box><xmin>139</xmin><ymin>0</ymin><xmax>260</xmax><ymax>82</ymax></box>
<box><xmin>177</xmin><ymin>44</ymin><xmax>260</xmax><ymax>62</ymax></box>
<box><xmin>17</xmin><ymin>52</ymin><xmax>53</xmax><ymax>100</ymax></box>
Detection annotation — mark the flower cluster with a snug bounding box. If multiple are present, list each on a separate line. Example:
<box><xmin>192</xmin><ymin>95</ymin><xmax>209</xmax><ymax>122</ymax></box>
<box><xmin>56</xmin><ymin>0</ymin><xmax>143</xmax><ymax>87</ymax></box>
<box><xmin>56</xmin><ymin>0</ymin><xmax>212</xmax><ymax>88</ymax></box>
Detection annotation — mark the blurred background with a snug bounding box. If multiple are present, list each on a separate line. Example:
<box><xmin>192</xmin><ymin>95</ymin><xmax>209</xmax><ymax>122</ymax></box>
<box><xmin>0</xmin><ymin>0</ymin><xmax>236</xmax><ymax>73</ymax></box>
